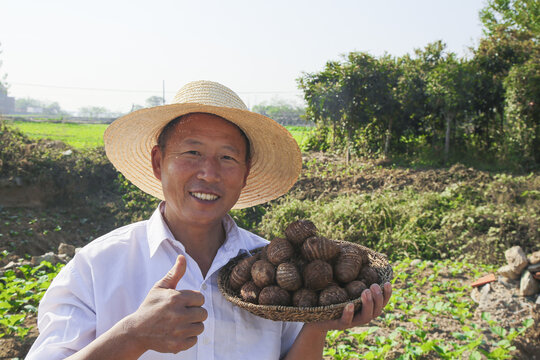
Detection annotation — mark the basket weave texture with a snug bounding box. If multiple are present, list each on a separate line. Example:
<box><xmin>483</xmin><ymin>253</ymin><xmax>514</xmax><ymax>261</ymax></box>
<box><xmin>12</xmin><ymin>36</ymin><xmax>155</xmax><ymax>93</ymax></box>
<box><xmin>218</xmin><ymin>241</ymin><xmax>393</xmax><ymax>323</ymax></box>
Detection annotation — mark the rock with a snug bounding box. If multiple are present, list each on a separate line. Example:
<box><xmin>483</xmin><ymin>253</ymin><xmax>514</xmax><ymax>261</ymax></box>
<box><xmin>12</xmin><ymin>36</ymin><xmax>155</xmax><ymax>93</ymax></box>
<box><xmin>425</xmin><ymin>261</ymin><xmax>433</xmax><ymax>267</ymax></box>
<box><xmin>75</xmin><ymin>247</ymin><xmax>82</xmax><ymax>254</ymax></box>
<box><xmin>2</xmin><ymin>261</ymin><xmax>20</xmax><ymax>270</ymax></box>
<box><xmin>497</xmin><ymin>264</ymin><xmax>521</xmax><ymax>280</ymax></box>
<box><xmin>410</xmin><ymin>259</ymin><xmax>421</xmax><ymax>267</ymax></box>
<box><xmin>471</xmin><ymin>287</ymin><xmax>480</xmax><ymax>303</ymax></box>
<box><xmin>498</xmin><ymin>276</ymin><xmax>519</xmax><ymax>289</ymax></box>
<box><xmin>478</xmin><ymin>284</ymin><xmax>491</xmax><ymax>309</ymax></box>
<box><xmin>537</xmin><ymin>295</ymin><xmax>540</xmax><ymax>305</ymax></box>
<box><xmin>519</xmin><ymin>271</ymin><xmax>540</xmax><ymax>296</ymax></box>
<box><xmin>534</xmin><ymin>272</ymin><xmax>540</xmax><ymax>281</ymax></box>
<box><xmin>31</xmin><ymin>252</ymin><xmax>63</xmax><ymax>266</ymax></box>
<box><xmin>528</xmin><ymin>250</ymin><xmax>540</xmax><ymax>265</ymax></box>
<box><xmin>505</xmin><ymin>246</ymin><xmax>528</xmax><ymax>274</ymax></box>
<box><xmin>57</xmin><ymin>254</ymin><xmax>69</xmax><ymax>262</ymax></box>
<box><xmin>62</xmin><ymin>149</ymin><xmax>73</xmax><ymax>156</ymax></box>
<box><xmin>527</xmin><ymin>262</ymin><xmax>540</xmax><ymax>273</ymax></box>
<box><xmin>58</xmin><ymin>243</ymin><xmax>76</xmax><ymax>257</ymax></box>
<box><xmin>471</xmin><ymin>283</ymin><xmax>492</xmax><ymax>306</ymax></box>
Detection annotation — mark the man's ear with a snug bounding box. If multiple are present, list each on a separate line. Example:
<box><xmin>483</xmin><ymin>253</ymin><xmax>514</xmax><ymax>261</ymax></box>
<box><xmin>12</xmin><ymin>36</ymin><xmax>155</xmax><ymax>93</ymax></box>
<box><xmin>151</xmin><ymin>145</ymin><xmax>163</xmax><ymax>181</ymax></box>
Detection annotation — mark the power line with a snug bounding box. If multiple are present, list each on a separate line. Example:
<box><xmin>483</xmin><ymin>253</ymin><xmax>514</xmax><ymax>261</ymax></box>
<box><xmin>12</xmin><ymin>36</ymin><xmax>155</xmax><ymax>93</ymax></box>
<box><xmin>10</xmin><ymin>82</ymin><xmax>302</xmax><ymax>95</ymax></box>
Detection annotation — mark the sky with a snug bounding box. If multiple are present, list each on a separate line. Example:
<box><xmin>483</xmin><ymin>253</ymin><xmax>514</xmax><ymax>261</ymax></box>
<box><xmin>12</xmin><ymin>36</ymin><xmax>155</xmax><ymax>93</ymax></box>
<box><xmin>1</xmin><ymin>0</ymin><xmax>488</xmax><ymax>114</ymax></box>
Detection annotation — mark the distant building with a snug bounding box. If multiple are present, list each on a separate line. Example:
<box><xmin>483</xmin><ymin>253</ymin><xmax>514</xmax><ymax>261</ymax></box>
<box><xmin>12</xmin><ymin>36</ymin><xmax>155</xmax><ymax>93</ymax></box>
<box><xmin>0</xmin><ymin>92</ymin><xmax>15</xmax><ymax>114</ymax></box>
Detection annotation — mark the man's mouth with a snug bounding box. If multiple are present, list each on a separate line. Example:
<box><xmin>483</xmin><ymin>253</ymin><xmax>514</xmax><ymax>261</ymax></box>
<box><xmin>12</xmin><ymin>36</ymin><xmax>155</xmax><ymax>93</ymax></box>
<box><xmin>190</xmin><ymin>192</ymin><xmax>219</xmax><ymax>201</ymax></box>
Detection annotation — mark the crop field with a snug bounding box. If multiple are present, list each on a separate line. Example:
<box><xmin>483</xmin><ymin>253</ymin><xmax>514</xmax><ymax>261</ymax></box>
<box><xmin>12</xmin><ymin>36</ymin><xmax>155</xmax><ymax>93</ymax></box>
<box><xmin>7</xmin><ymin>120</ymin><xmax>108</xmax><ymax>149</ymax></box>
<box><xmin>4</xmin><ymin>120</ymin><xmax>312</xmax><ymax>149</ymax></box>
<box><xmin>0</xmin><ymin>122</ymin><xmax>538</xmax><ymax>358</ymax></box>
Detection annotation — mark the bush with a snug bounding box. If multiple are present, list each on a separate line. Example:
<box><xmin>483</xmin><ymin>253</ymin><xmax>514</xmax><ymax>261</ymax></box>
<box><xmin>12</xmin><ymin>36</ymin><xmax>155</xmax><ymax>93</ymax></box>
<box><xmin>257</xmin><ymin>175</ymin><xmax>539</xmax><ymax>264</ymax></box>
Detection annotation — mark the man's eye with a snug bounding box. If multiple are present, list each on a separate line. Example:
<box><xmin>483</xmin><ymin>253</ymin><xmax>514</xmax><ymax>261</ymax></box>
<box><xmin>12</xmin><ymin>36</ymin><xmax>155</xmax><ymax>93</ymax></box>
<box><xmin>186</xmin><ymin>150</ymin><xmax>200</xmax><ymax>155</ymax></box>
<box><xmin>223</xmin><ymin>155</ymin><xmax>237</xmax><ymax>161</ymax></box>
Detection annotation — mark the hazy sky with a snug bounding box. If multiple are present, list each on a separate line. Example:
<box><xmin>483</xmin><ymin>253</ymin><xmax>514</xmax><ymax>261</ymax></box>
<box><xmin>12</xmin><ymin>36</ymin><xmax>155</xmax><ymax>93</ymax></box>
<box><xmin>1</xmin><ymin>0</ymin><xmax>487</xmax><ymax>113</ymax></box>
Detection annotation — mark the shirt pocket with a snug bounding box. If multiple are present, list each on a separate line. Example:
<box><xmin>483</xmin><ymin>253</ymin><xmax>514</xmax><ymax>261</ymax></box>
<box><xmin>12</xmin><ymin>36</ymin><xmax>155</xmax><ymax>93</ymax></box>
<box><xmin>233</xmin><ymin>306</ymin><xmax>282</xmax><ymax>360</ymax></box>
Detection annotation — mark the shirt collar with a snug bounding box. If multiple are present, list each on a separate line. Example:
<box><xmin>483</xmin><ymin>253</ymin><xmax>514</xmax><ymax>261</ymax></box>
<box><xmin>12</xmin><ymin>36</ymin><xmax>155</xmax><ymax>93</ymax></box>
<box><xmin>146</xmin><ymin>202</ymin><xmax>251</xmax><ymax>258</ymax></box>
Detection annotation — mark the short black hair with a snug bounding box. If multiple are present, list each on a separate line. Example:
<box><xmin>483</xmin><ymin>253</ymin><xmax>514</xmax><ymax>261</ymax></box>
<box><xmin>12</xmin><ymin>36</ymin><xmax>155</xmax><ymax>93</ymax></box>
<box><xmin>156</xmin><ymin>113</ymin><xmax>252</xmax><ymax>163</ymax></box>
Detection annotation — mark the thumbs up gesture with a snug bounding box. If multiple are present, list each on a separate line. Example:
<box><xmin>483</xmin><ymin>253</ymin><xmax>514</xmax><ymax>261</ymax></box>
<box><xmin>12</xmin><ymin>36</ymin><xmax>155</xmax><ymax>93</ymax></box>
<box><xmin>125</xmin><ymin>255</ymin><xmax>208</xmax><ymax>354</ymax></box>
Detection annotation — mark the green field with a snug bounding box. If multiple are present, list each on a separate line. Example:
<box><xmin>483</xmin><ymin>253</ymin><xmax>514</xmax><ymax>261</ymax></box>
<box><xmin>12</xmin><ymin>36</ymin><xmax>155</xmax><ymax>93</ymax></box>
<box><xmin>8</xmin><ymin>121</ymin><xmax>108</xmax><ymax>149</ymax></box>
<box><xmin>5</xmin><ymin>121</ymin><xmax>311</xmax><ymax>149</ymax></box>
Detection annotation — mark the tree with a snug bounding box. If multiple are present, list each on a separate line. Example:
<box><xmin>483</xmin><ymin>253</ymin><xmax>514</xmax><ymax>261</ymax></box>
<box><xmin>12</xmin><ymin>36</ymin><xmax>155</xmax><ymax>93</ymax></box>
<box><xmin>252</xmin><ymin>100</ymin><xmax>306</xmax><ymax>126</ymax></box>
<box><xmin>146</xmin><ymin>96</ymin><xmax>164</xmax><ymax>107</ymax></box>
<box><xmin>0</xmin><ymin>42</ymin><xmax>8</xmax><ymax>96</ymax></box>
<box><xmin>79</xmin><ymin>106</ymin><xmax>109</xmax><ymax>119</ymax></box>
<box><xmin>503</xmin><ymin>54</ymin><xmax>540</xmax><ymax>163</ymax></box>
<box><xmin>480</xmin><ymin>0</ymin><xmax>539</xmax><ymax>35</ymax></box>
<box><xmin>425</xmin><ymin>51</ymin><xmax>472</xmax><ymax>163</ymax></box>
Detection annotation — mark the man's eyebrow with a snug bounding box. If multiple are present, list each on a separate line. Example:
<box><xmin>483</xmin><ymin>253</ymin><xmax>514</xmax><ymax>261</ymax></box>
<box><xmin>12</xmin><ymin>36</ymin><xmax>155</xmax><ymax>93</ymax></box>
<box><xmin>182</xmin><ymin>138</ymin><xmax>242</xmax><ymax>155</ymax></box>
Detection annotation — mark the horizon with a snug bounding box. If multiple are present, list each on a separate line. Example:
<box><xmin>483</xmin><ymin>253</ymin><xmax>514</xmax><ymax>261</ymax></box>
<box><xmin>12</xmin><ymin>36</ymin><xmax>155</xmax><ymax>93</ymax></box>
<box><xmin>1</xmin><ymin>0</ymin><xmax>487</xmax><ymax>114</ymax></box>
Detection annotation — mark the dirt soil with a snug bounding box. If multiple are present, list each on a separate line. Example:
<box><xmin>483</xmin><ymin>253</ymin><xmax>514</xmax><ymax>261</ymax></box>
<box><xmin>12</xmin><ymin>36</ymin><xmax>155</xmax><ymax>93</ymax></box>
<box><xmin>1</xmin><ymin>263</ymin><xmax>538</xmax><ymax>359</ymax></box>
<box><xmin>0</xmin><ymin>152</ymin><xmax>538</xmax><ymax>359</ymax></box>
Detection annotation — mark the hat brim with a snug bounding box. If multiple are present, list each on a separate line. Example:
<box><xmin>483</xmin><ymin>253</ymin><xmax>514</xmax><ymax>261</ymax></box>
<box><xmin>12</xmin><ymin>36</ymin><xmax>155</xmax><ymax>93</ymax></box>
<box><xmin>104</xmin><ymin>103</ymin><xmax>302</xmax><ymax>209</ymax></box>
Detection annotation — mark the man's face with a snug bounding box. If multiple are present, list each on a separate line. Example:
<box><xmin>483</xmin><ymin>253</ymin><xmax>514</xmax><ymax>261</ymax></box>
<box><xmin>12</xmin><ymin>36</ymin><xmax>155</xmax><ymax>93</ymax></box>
<box><xmin>151</xmin><ymin>113</ymin><xmax>250</xmax><ymax>228</ymax></box>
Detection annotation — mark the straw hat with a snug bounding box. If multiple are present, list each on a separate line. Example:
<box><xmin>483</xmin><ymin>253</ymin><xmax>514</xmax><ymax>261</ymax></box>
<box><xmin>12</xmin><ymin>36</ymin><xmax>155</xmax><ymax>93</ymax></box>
<box><xmin>104</xmin><ymin>80</ymin><xmax>302</xmax><ymax>209</ymax></box>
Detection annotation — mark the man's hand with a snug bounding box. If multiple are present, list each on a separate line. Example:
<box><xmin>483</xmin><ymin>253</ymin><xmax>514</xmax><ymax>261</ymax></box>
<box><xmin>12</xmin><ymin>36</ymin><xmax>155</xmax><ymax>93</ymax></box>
<box><xmin>124</xmin><ymin>255</ymin><xmax>208</xmax><ymax>354</ymax></box>
<box><xmin>284</xmin><ymin>282</ymin><xmax>392</xmax><ymax>359</ymax></box>
<box><xmin>307</xmin><ymin>282</ymin><xmax>392</xmax><ymax>332</ymax></box>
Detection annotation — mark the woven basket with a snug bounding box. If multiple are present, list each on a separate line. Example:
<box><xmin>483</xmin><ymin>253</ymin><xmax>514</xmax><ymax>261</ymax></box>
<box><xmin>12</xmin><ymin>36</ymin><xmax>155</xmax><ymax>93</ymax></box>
<box><xmin>218</xmin><ymin>241</ymin><xmax>393</xmax><ymax>323</ymax></box>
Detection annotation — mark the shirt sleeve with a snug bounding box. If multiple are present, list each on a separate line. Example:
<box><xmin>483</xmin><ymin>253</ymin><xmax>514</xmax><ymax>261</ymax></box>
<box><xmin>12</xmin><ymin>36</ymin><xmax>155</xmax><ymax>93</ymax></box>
<box><xmin>26</xmin><ymin>256</ymin><xmax>97</xmax><ymax>360</ymax></box>
<box><xmin>280</xmin><ymin>321</ymin><xmax>304</xmax><ymax>359</ymax></box>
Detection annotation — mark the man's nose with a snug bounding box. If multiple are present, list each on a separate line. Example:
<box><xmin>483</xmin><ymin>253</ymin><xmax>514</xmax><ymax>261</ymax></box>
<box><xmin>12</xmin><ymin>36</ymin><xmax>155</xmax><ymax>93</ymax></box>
<box><xmin>197</xmin><ymin>156</ymin><xmax>221</xmax><ymax>182</ymax></box>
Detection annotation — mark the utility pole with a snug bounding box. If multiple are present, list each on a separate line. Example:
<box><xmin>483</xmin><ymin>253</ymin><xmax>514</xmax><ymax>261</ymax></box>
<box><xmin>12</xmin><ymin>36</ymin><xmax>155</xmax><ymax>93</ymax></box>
<box><xmin>162</xmin><ymin>80</ymin><xmax>165</xmax><ymax>105</ymax></box>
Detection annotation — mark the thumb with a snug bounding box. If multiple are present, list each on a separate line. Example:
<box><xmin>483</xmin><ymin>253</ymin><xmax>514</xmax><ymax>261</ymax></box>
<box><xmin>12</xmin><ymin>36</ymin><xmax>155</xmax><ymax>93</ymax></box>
<box><xmin>156</xmin><ymin>255</ymin><xmax>186</xmax><ymax>289</ymax></box>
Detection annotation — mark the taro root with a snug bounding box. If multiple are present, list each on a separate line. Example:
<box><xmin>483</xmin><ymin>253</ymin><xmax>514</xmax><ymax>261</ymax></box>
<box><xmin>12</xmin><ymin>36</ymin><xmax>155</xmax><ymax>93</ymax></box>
<box><xmin>345</xmin><ymin>280</ymin><xmax>367</xmax><ymax>299</ymax></box>
<box><xmin>251</xmin><ymin>260</ymin><xmax>276</xmax><ymax>288</ymax></box>
<box><xmin>301</xmin><ymin>236</ymin><xmax>340</xmax><ymax>262</ymax></box>
<box><xmin>292</xmin><ymin>288</ymin><xmax>318</xmax><ymax>307</ymax></box>
<box><xmin>357</xmin><ymin>266</ymin><xmax>379</xmax><ymax>287</ymax></box>
<box><xmin>240</xmin><ymin>281</ymin><xmax>261</xmax><ymax>304</ymax></box>
<box><xmin>334</xmin><ymin>244</ymin><xmax>364</xmax><ymax>283</ymax></box>
<box><xmin>258</xmin><ymin>285</ymin><xmax>291</xmax><ymax>306</ymax></box>
<box><xmin>276</xmin><ymin>262</ymin><xmax>302</xmax><ymax>291</ymax></box>
<box><xmin>285</xmin><ymin>220</ymin><xmax>318</xmax><ymax>246</ymax></box>
<box><xmin>267</xmin><ymin>238</ymin><xmax>295</xmax><ymax>265</ymax></box>
<box><xmin>259</xmin><ymin>246</ymin><xmax>268</xmax><ymax>261</ymax></box>
<box><xmin>229</xmin><ymin>255</ymin><xmax>258</xmax><ymax>290</ymax></box>
<box><xmin>319</xmin><ymin>285</ymin><xmax>349</xmax><ymax>306</ymax></box>
<box><xmin>303</xmin><ymin>260</ymin><xmax>333</xmax><ymax>290</ymax></box>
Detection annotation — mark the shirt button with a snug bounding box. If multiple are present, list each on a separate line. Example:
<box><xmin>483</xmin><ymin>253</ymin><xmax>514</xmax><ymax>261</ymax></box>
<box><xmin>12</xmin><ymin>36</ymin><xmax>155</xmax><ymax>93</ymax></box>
<box><xmin>201</xmin><ymin>283</ymin><xmax>207</xmax><ymax>290</ymax></box>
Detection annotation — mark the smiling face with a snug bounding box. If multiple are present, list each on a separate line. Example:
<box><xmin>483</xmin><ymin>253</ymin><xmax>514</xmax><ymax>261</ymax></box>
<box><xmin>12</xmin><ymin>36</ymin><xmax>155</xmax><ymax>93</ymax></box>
<box><xmin>151</xmin><ymin>113</ymin><xmax>250</xmax><ymax>229</ymax></box>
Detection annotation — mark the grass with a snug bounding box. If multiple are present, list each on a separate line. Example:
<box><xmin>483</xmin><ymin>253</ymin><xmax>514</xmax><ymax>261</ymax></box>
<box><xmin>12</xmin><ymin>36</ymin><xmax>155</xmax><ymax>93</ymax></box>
<box><xmin>7</xmin><ymin>120</ymin><xmax>108</xmax><ymax>149</ymax></box>
<box><xmin>0</xmin><ymin>253</ymin><xmax>64</xmax><ymax>340</ymax></box>
<box><xmin>322</xmin><ymin>258</ymin><xmax>534</xmax><ymax>359</ymax></box>
<box><xmin>0</xmin><ymin>254</ymin><xmax>534</xmax><ymax>359</ymax></box>
<box><xmin>4</xmin><ymin>120</ymin><xmax>311</xmax><ymax>150</ymax></box>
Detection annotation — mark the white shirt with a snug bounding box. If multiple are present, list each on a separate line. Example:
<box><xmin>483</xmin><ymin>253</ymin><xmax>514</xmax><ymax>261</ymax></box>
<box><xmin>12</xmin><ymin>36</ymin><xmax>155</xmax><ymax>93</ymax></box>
<box><xmin>26</xmin><ymin>205</ymin><xmax>303</xmax><ymax>359</ymax></box>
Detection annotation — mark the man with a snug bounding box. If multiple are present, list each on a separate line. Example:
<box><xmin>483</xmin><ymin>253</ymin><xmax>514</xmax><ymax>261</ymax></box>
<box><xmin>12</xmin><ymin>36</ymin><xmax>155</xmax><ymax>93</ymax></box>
<box><xmin>27</xmin><ymin>80</ymin><xmax>392</xmax><ymax>359</ymax></box>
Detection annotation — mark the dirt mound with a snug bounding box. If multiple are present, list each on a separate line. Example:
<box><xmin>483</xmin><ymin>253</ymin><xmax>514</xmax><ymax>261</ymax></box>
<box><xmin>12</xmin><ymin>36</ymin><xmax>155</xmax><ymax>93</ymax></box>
<box><xmin>291</xmin><ymin>153</ymin><xmax>493</xmax><ymax>201</ymax></box>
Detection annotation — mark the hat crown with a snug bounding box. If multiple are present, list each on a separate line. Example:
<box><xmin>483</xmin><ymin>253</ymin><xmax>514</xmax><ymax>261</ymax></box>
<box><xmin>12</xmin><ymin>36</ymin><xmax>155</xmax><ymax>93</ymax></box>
<box><xmin>172</xmin><ymin>80</ymin><xmax>248</xmax><ymax>110</ymax></box>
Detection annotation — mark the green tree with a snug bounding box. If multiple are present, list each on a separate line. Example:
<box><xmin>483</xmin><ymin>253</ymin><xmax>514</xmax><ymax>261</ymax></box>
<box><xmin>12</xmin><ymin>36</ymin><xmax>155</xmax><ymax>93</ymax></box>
<box><xmin>146</xmin><ymin>95</ymin><xmax>164</xmax><ymax>107</ymax></box>
<box><xmin>480</xmin><ymin>0</ymin><xmax>539</xmax><ymax>35</ymax></box>
<box><xmin>79</xmin><ymin>106</ymin><xmax>109</xmax><ymax>119</ymax></box>
<box><xmin>503</xmin><ymin>54</ymin><xmax>540</xmax><ymax>163</ymax></box>
<box><xmin>252</xmin><ymin>100</ymin><xmax>306</xmax><ymax>126</ymax></box>
<box><xmin>425</xmin><ymin>50</ymin><xmax>472</xmax><ymax>163</ymax></box>
<box><xmin>298</xmin><ymin>60</ymin><xmax>346</xmax><ymax>148</ymax></box>
<box><xmin>0</xmin><ymin>42</ymin><xmax>8</xmax><ymax>96</ymax></box>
